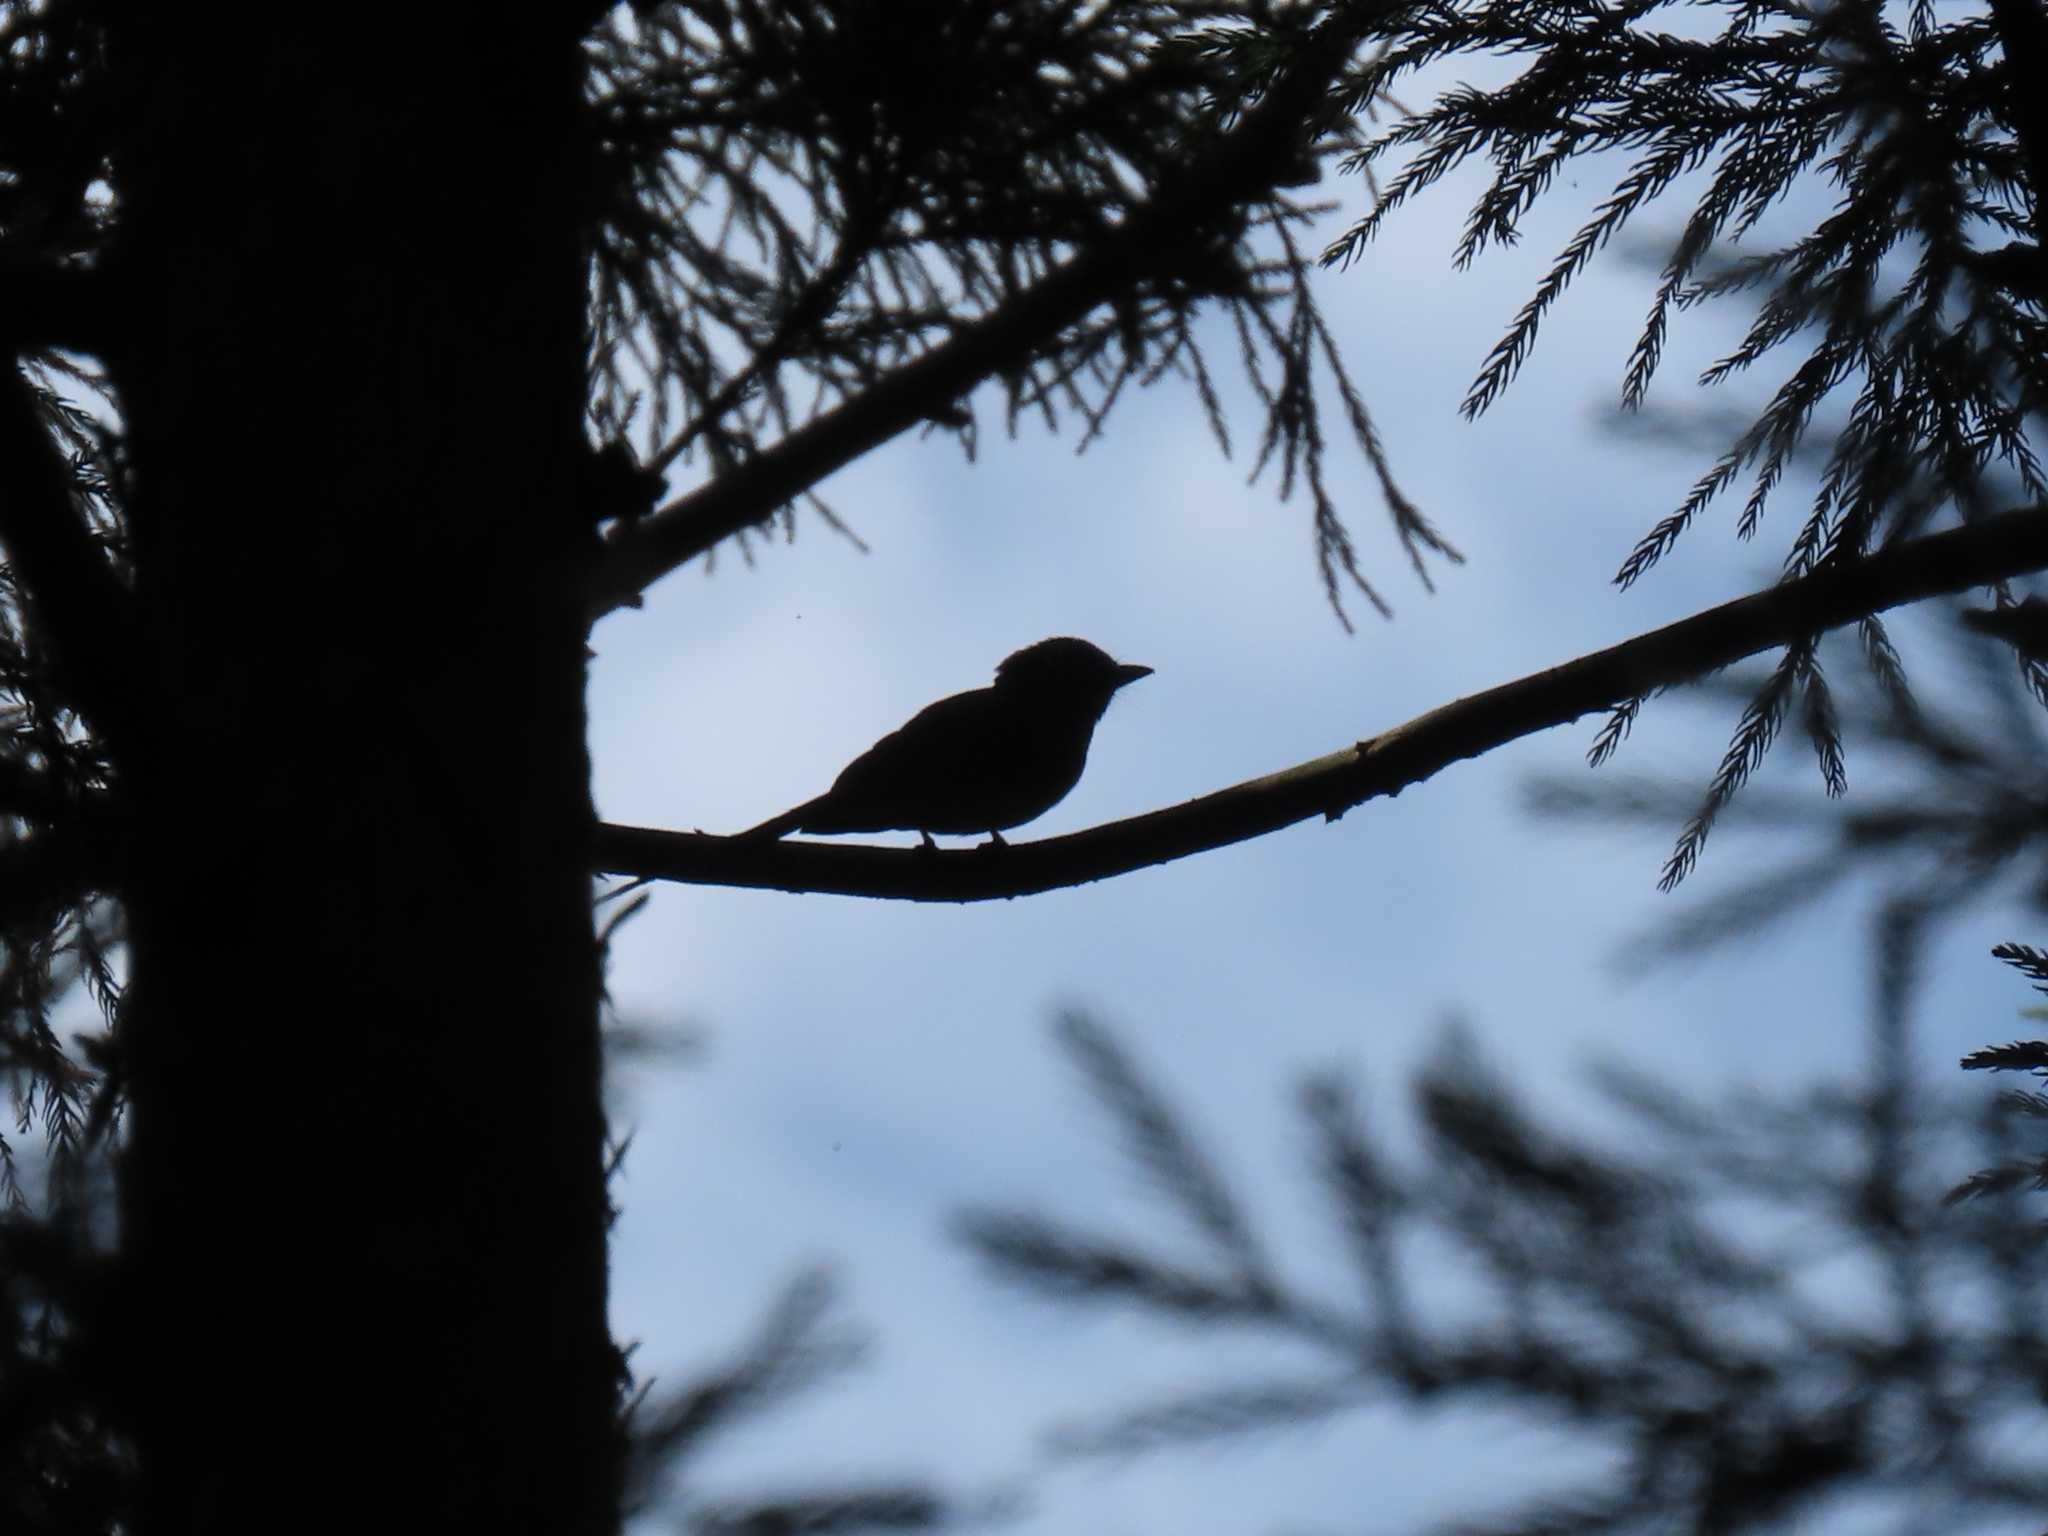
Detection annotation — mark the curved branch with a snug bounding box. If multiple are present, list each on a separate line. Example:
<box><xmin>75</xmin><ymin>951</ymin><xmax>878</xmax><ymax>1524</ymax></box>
<box><xmin>594</xmin><ymin>506</ymin><xmax>2048</xmax><ymax>901</ymax></box>
<box><xmin>581</xmin><ymin>11</ymin><xmax>1382</xmax><ymax>621</ymax></box>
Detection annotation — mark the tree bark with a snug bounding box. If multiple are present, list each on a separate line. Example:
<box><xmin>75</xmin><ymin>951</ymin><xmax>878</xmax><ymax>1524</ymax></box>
<box><xmin>103</xmin><ymin>17</ymin><xmax>617</xmax><ymax>1530</ymax></box>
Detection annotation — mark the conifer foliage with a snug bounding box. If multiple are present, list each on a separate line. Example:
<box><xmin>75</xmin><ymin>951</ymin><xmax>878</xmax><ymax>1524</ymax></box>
<box><xmin>1325</xmin><ymin>0</ymin><xmax>2048</xmax><ymax>880</ymax></box>
<box><xmin>580</xmin><ymin>0</ymin><xmax>1459</xmax><ymax>619</ymax></box>
<box><xmin>0</xmin><ymin>0</ymin><xmax>2043</xmax><ymax>1530</ymax></box>
<box><xmin>0</xmin><ymin>4</ymin><xmax>1453</xmax><ymax>1529</ymax></box>
<box><xmin>957</xmin><ymin>1013</ymin><xmax>2048</xmax><ymax>1534</ymax></box>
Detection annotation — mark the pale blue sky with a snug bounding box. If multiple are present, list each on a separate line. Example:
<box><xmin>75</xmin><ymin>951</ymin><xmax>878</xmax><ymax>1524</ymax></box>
<box><xmin>586</xmin><ymin>131</ymin><xmax>2039</xmax><ymax>1534</ymax></box>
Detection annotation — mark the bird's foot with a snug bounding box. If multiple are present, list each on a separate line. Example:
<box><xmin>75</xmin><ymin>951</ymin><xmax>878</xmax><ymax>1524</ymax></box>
<box><xmin>916</xmin><ymin>831</ymin><xmax>939</xmax><ymax>854</ymax></box>
<box><xmin>976</xmin><ymin>831</ymin><xmax>1009</xmax><ymax>853</ymax></box>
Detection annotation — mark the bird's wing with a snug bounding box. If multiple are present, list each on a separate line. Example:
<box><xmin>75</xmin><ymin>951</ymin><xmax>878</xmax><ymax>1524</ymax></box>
<box><xmin>734</xmin><ymin>690</ymin><xmax>1012</xmax><ymax>839</ymax></box>
<box><xmin>824</xmin><ymin>687</ymin><xmax>1011</xmax><ymax>808</ymax></box>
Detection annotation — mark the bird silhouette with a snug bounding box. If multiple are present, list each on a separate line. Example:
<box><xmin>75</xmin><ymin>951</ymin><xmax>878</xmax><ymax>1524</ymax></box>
<box><xmin>738</xmin><ymin>637</ymin><xmax>1151</xmax><ymax>845</ymax></box>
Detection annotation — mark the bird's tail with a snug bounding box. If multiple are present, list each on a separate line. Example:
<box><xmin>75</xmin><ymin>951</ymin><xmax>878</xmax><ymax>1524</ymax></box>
<box><xmin>731</xmin><ymin>800</ymin><xmax>818</xmax><ymax>842</ymax></box>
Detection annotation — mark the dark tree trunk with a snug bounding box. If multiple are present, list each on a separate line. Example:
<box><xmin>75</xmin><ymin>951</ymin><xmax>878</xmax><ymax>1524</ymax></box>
<box><xmin>102</xmin><ymin>17</ymin><xmax>617</xmax><ymax>1530</ymax></box>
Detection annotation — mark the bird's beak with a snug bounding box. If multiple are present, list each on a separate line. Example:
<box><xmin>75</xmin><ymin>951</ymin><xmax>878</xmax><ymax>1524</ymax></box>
<box><xmin>1113</xmin><ymin>663</ymin><xmax>1153</xmax><ymax>689</ymax></box>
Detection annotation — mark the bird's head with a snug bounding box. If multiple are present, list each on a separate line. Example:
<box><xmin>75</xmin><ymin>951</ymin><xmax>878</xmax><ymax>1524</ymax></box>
<box><xmin>993</xmin><ymin>637</ymin><xmax>1152</xmax><ymax>705</ymax></box>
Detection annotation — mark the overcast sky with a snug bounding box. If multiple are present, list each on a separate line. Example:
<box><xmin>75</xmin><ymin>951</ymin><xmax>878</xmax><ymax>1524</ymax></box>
<box><xmin>585</xmin><ymin>120</ymin><xmax>2039</xmax><ymax>1535</ymax></box>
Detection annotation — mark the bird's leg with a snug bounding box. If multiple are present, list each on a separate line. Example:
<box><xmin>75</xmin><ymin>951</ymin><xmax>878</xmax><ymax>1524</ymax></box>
<box><xmin>917</xmin><ymin>830</ymin><xmax>938</xmax><ymax>852</ymax></box>
<box><xmin>978</xmin><ymin>830</ymin><xmax>1008</xmax><ymax>852</ymax></box>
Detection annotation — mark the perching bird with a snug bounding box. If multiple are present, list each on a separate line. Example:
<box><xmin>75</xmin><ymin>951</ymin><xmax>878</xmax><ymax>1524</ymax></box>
<box><xmin>738</xmin><ymin>637</ymin><xmax>1152</xmax><ymax>845</ymax></box>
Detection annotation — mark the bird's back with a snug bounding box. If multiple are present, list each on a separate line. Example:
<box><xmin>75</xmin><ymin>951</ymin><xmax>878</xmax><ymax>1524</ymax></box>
<box><xmin>798</xmin><ymin>683</ymin><xmax>1098</xmax><ymax>836</ymax></box>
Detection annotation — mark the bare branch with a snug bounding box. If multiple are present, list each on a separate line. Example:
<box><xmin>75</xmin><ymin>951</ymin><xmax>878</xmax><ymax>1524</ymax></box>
<box><xmin>595</xmin><ymin>504</ymin><xmax>2048</xmax><ymax>898</ymax></box>
<box><xmin>582</xmin><ymin>8</ymin><xmax>1402</xmax><ymax>621</ymax></box>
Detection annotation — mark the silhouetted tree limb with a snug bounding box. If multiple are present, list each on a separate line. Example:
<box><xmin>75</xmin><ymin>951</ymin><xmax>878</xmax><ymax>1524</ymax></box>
<box><xmin>1530</xmin><ymin>597</ymin><xmax>2048</xmax><ymax>970</ymax></box>
<box><xmin>581</xmin><ymin>5</ymin><xmax>1446</xmax><ymax>621</ymax></box>
<box><xmin>597</xmin><ymin>504</ymin><xmax>2048</xmax><ymax>900</ymax></box>
<box><xmin>1327</xmin><ymin>0</ymin><xmax>2048</xmax><ymax>866</ymax></box>
<box><xmin>949</xmin><ymin>1013</ymin><xmax>2048</xmax><ymax>1534</ymax></box>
